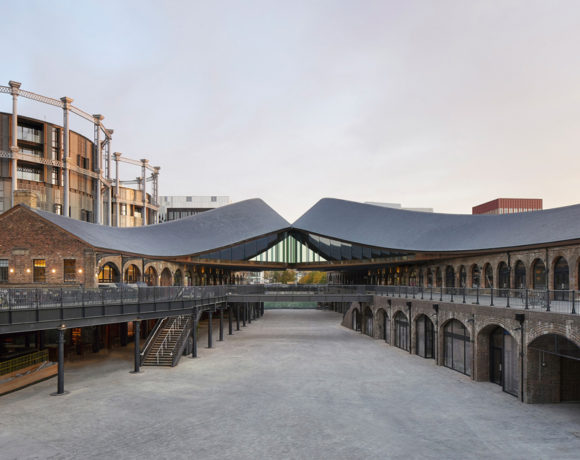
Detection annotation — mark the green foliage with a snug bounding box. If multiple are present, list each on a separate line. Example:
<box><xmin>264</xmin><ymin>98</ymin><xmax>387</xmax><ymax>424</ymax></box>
<box><xmin>298</xmin><ymin>271</ymin><xmax>327</xmax><ymax>285</ymax></box>
<box><xmin>269</xmin><ymin>269</ymin><xmax>297</xmax><ymax>284</ymax></box>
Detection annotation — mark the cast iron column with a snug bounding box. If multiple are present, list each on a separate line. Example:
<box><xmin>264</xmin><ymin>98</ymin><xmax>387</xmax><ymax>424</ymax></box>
<box><xmin>228</xmin><ymin>306</ymin><xmax>233</xmax><ymax>335</ymax></box>
<box><xmin>9</xmin><ymin>81</ymin><xmax>21</xmax><ymax>208</ymax></box>
<box><xmin>52</xmin><ymin>326</ymin><xmax>66</xmax><ymax>395</ymax></box>
<box><xmin>132</xmin><ymin>320</ymin><xmax>141</xmax><ymax>373</ymax></box>
<box><xmin>191</xmin><ymin>309</ymin><xmax>198</xmax><ymax>358</ymax></box>
<box><xmin>208</xmin><ymin>311</ymin><xmax>213</xmax><ymax>348</ymax></box>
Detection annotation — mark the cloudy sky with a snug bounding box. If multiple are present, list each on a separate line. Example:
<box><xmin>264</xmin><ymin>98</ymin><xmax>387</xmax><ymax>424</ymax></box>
<box><xmin>1</xmin><ymin>0</ymin><xmax>579</xmax><ymax>221</ymax></box>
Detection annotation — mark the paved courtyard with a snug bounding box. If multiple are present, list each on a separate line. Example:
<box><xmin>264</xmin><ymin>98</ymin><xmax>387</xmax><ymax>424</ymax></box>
<box><xmin>1</xmin><ymin>309</ymin><xmax>579</xmax><ymax>459</ymax></box>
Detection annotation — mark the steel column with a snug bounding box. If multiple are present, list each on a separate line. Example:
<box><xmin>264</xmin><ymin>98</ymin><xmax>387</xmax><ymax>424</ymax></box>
<box><xmin>9</xmin><ymin>81</ymin><xmax>21</xmax><ymax>209</ymax></box>
<box><xmin>132</xmin><ymin>320</ymin><xmax>141</xmax><ymax>373</ymax></box>
<box><xmin>208</xmin><ymin>311</ymin><xmax>213</xmax><ymax>348</ymax></box>
<box><xmin>228</xmin><ymin>306</ymin><xmax>233</xmax><ymax>335</ymax></box>
<box><xmin>51</xmin><ymin>327</ymin><xmax>66</xmax><ymax>396</ymax></box>
<box><xmin>93</xmin><ymin>114</ymin><xmax>104</xmax><ymax>224</ymax></box>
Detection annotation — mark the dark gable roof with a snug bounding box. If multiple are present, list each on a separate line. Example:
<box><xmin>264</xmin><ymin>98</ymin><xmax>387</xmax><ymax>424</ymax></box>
<box><xmin>31</xmin><ymin>199</ymin><xmax>290</xmax><ymax>257</ymax></box>
<box><xmin>292</xmin><ymin>198</ymin><xmax>580</xmax><ymax>252</ymax></box>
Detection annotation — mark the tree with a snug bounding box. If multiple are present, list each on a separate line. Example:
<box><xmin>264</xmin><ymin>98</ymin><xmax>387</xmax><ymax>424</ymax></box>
<box><xmin>298</xmin><ymin>271</ymin><xmax>327</xmax><ymax>285</ymax></box>
<box><xmin>270</xmin><ymin>269</ymin><xmax>297</xmax><ymax>284</ymax></box>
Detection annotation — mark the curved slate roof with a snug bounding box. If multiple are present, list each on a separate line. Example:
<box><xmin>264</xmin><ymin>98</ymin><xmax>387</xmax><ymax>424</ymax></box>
<box><xmin>32</xmin><ymin>199</ymin><xmax>290</xmax><ymax>258</ymax></box>
<box><xmin>292</xmin><ymin>198</ymin><xmax>580</xmax><ymax>252</ymax></box>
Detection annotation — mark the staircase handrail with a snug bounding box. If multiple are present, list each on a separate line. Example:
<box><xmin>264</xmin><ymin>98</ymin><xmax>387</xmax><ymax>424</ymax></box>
<box><xmin>171</xmin><ymin>316</ymin><xmax>193</xmax><ymax>367</ymax></box>
<box><xmin>140</xmin><ymin>317</ymin><xmax>169</xmax><ymax>364</ymax></box>
<box><xmin>154</xmin><ymin>316</ymin><xmax>182</xmax><ymax>364</ymax></box>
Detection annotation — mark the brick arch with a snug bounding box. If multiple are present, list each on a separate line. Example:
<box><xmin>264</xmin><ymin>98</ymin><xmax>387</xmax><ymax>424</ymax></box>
<box><xmin>159</xmin><ymin>267</ymin><xmax>173</xmax><ymax>287</ymax></box>
<box><xmin>526</xmin><ymin>326</ymin><xmax>580</xmax><ymax>349</ymax></box>
<box><xmin>476</xmin><ymin>321</ymin><xmax>519</xmax><ymax>344</ymax></box>
<box><xmin>392</xmin><ymin>309</ymin><xmax>408</xmax><ymax>322</ymax></box>
<box><xmin>374</xmin><ymin>307</ymin><xmax>388</xmax><ymax>340</ymax></box>
<box><xmin>143</xmin><ymin>264</ymin><xmax>158</xmax><ymax>286</ymax></box>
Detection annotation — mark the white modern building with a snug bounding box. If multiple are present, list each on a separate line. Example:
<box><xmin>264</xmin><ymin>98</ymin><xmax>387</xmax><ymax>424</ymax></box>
<box><xmin>159</xmin><ymin>195</ymin><xmax>231</xmax><ymax>222</ymax></box>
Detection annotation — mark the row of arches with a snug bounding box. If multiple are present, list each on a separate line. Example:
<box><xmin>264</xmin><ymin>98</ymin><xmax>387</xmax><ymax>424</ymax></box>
<box><xmin>351</xmin><ymin>305</ymin><xmax>580</xmax><ymax>401</ymax></box>
<box><xmin>383</xmin><ymin>256</ymin><xmax>573</xmax><ymax>291</ymax></box>
<box><xmin>97</xmin><ymin>263</ymin><xmax>244</xmax><ymax>286</ymax></box>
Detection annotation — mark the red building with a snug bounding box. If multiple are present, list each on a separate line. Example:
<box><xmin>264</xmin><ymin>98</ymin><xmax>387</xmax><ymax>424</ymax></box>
<box><xmin>472</xmin><ymin>198</ymin><xmax>543</xmax><ymax>215</ymax></box>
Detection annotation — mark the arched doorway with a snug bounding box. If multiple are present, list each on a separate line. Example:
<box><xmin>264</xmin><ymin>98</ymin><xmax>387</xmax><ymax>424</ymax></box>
<box><xmin>394</xmin><ymin>311</ymin><xmax>409</xmax><ymax>351</ymax></box>
<box><xmin>435</xmin><ymin>268</ymin><xmax>442</xmax><ymax>288</ymax></box>
<box><xmin>184</xmin><ymin>270</ymin><xmax>192</xmax><ymax>286</ymax></box>
<box><xmin>124</xmin><ymin>264</ymin><xmax>141</xmax><ymax>284</ymax></box>
<box><xmin>363</xmin><ymin>306</ymin><xmax>373</xmax><ymax>337</ymax></box>
<box><xmin>144</xmin><ymin>266</ymin><xmax>158</xmax><ymax>286</ymax></box>
<box><xmin>514</xmin><ymin>260</ymin><xmax>526</xmax><ymax>289</ymax></box>
<box><xmin>352</xmin><ymin>308</ymin><xmax>361</xmax><ymax>331</ymax></box>
<box><xmin>527</xmin><ymin>334</ymin><xmax>580</xmax><ymax>403</ymax></box>
<box><xmin>490</xmin><ymin>327</ymin><xmax>519</xmax><ymax>396</ymax></box>
<box><xmin>445</xmin><ymin>265</ymin><xmax>455</xmax><ymax>288</ymax></box>
<box><xmin>98</xmin><ymin>263</ymin><xmax>120</xmax><ymax>284</ymax></box>
<box><xmin>553</xmin><ymin>257</ymin><xmax>569</xmax><ymax>300</ymax></box>
<box><xmin>173</xmin><ymin>269</ymin><xmax>183</xmax><ymax>286</ymax></box>
<box><xmin>427</xmin><ymin>269</ymin><xmax>433</xmax><ymax>287</ymax></box>
<box><xmin>443</xmin><ymin>319</ymin><xmax>472</xmax><ymax>376</ymax></box>
<box><xmin>415</xmin><ymin>315</ymin><xmax>434</xmax><ymax>359</ymax></box>
<box><xmin>483</xmin><ymin>263</ymin><xmax>493</xmax><ymax>288</ymax></box>
<box><xmin>160</xmin><ymin>268</ymin><xmax>172</xmax><ymax>287</ymax></box>
<box><xmin>498</xmin><ymin>262</ymin><xmax>509</xmax><ymax>296</ymax></box>
<box><xmin>375</xmin><ymin>309</ymin><xmax>387</xmax><ymax>341</ymax></box>
<box><xmin>471</xmin><ymin>264</ymin><xmax>480</xmax><ymax>288</ymax></box>
<box><xmin>532</xmin><ymin>259</ymin><xmax>546</xmax><ymax>289</ymax></box>
<box><xmin>459</xmin><ymin>266</ymin><xmax>467</xmax><ymax>288</ymax></box>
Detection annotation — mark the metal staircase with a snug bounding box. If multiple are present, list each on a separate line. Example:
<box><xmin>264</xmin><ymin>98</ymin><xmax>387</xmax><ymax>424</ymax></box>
<box><xmin>141</xmin><ymin>315</ymin><xmax>192</xmax><ymax>367</ymax></box>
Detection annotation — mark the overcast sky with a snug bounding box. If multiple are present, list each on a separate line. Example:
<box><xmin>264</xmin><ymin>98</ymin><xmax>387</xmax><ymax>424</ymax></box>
<box><xmin>1</xmin><ymin>0</ymin><xmax>580</xmax><ymax>221</ymax></box>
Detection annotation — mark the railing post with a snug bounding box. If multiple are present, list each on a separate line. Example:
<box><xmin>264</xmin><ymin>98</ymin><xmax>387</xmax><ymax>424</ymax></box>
<box><xmin>450</xmin><ymin>287</ymin><xmax>454</xmax><ymax>303</ymax></box>
<box><xmin>420</xmin><ymin>286</ymin><xmax>424</xmax><ymax>300</ymax></box>
<box><xmin>525</xmin><ymin>288</ymin><xmax>529</xmax><ymax>309</ymax></box>
<box><xmin>462</xmin><ymin>286</ymin><xmax>466</xmax><ymax>304</ymax></box>
<box><xmin>430</xmin><ymin>286</ymin><xmax>433</xmax><ymax>301</ymax></box>
<box><xmin>476</xmin><ymin>286</ymin><xmax>479</xmax><ymax>305</ymax></box>
<box><xmin>506</xmin><ymin>286</ymin><xmax>510</xmax><ymax>308</ymax></box>
<box><xmin>439</xmin><ymin>286</ymin><xmax>443</xmax><ymax>302</ymax></box>
<box><xmin>572</xmin><ymin>290</ymin><xmax>576</xmax><ymax>315</ymax></box>
<box><xmin>81</xmin><ymin>285</ymin><xmax>85</xmax><ymax>318</ymax></box>
<box><xmin>490</xmin><ymin>287</ymin><xmax>494</xmax><ymax>306</ymax></box>
<box><xmin>546</xmin><ymin>289</ymin><xmax>550</xmax><ymax>312</ymax></box>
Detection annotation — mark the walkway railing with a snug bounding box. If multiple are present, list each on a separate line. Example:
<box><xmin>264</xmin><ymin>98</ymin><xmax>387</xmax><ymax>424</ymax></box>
<box><xmin>368</xmin><ymin>285</ymin><xmax>577</xmax><ymax>314</ymax></box>
<box><xmin>0</xmin><ymin>349</ymin><xmax>49</xmax><ymax>376</ymax></box>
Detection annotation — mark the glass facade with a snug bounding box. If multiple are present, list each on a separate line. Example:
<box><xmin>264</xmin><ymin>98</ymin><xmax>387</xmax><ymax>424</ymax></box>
<box><xmin>33</xmin><ymin>259</ymin><xmax>46</xmax><ymax>283</ymax></box>
<box><xmin>0</xmin><ymin>259</ymin><xmax>8</xmax><ymax>282</ymax></box>
<box><xmin>394</xmin><ymin>312</ymin><xmax>409</xmax><ymax>351</ymax></box>
<box><xmin>444</xmin><ymin>320</ymin><xmax>472</xmax><ymax>376</ymax></box>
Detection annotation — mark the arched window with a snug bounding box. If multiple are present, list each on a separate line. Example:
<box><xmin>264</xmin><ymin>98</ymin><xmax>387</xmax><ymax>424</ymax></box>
<box><xmin>160</xmin><ymin>268</ymin><xmax>172</xmax><ymax>287</ymax></box>
<box><xmin>184</xmin><ymin>270</ymin><xmax>192</xmax><ymax>286</ymax></box>
<box><xmin>532</xmin><ymin>259</ymin><xmax>546</xmax><ymax>289</ymax></box>
<box><xmin>98</xmin><ymin>263</ymin><xmax>120</xmax><ymax>284</ymax></box>
<box><xmin>459</xmin><ymin>266</ymin><xmax>467</xmax><ymax>288</ymax></box>
<box><xmin>144</xmin><ymin>266</ymin><xmax>158</xmax><ymax>286</ymax></box>
<box><xmin>471</xmin><ymin>264</ymin><xmax>480</xmax><ymax>288</ymax></box>
<box><xmin>445</xmin><ymin>265</ymin><xmax>455</xmax><ymax>288</ymax></box>
<box><xmin>173</xmin><ymin>269</ymin><xmax>183</xmax><ymax>286</ymax></box>
<box><xmin>416</xmin><ymin>315</ymin><xmax>434</xmax><ymax>359</ymax></box>
<box><xmin>427</xmin><ymin>269</ymin><xmax>433</xmax><ymax>287</ymax></box>
<box><xmin>553</xmin><ymin>257</ymin><xmax>569</xmax><ymax>300</ymax></box>
<box><xmin>418</xmin><ymin>269</ymin><xmax>424</xmax><ymax>287</ymax></box>
<box><xmin>484</xmin><ymin>263</ymin><xmax>493</xmax><ymax>288</ymax></box>
<box><xmin>124</xmin><ymin>264</ymin><xmax>141</xmax><ymax>284</ymax></box>
<box><xmin>514</xmin><ymin>261</ymin><xmax>526</xmax><ymax>289</ymax></box>
<box><xmin>443</xmin><ymin>319</ymin><xmax>472</xmax><ymax>376</ymax></box>
<box><xmin>352</xmin><ymin>309</ymin><xmax>361</xmax><ymax>331</ymax></box>
<box><xmin>435</xmin><ymin>267</ymin><xmax>442</xmax><ymax>288</ymax></box>
<box><xmin>498</xmin><ymin>262</ymin><xmax>509</xmax><ymax>289</ymax></box>
<box><xmin>394</xmin><ymin>312</ymin><xmax>409</xmax><ymax>351</ymax></box>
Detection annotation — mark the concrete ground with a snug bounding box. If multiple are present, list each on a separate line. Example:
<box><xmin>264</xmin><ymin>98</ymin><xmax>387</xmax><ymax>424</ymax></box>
<box><xmin>1</xmin><ymin>310</ymin><xmax>579</xmax><ymax>460</ymax></box>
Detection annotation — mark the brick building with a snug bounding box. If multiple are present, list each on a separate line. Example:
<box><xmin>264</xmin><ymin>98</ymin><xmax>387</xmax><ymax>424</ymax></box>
<box><xmin>473</xmin><ymin>198</ymin><xmax>543</xmax><ymax>215</ymax></box>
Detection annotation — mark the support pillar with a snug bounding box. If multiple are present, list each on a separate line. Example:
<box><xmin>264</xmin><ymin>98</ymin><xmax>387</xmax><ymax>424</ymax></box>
<box><xmin>60</xmin><ymin>97</ymin><xmax>73</xmax><ymax>217</ymax></box>
<box><xmin>131</xmin><ymin>320</ymin><xmax>141</xmax><ymax>373</ymax></box>
<box><xmin>191</xmin><ymin>309</ymin><xmax>198</xmax><ymax>358</ymax></box>
<box><xmin>9</xmin><ymin>80</ymin><xmax>21</xmax><ymax>209</ymax></box>
<box><xmin>114</xmin><ymin>152</ymin><xmax>121</xmax><ymax>226</ymax></box>
<box><xmin>219</xmin><ymin>308</ymin><xmax>224</xmax><ymax>341</ymax></box>
<box><xmin>51</xmin><ymin>326</ymin><xmax>67</xmax><ymax>396</ymax></box>
<box><xmin>141</xmin><ymin>159</ymin><xmax>148</xmax><ymax>226</ymax></box>
<box><xmin>105</xmin><ymin>130</ymin><xmax>113</xmax><ymax>226</ymax></box>
<box><xmin>228</xmin><ymin>306</ymin><xmax>233</xmax><ymax>335</ymax></box>
<box><xmin>208</xmin><ymin>311</ymin><xmax>213</xmax><ymax>348</ymax></box>
<box><xmin>93</xmin><ymin>114</ymin><xmax>104</xmax><ymax>224</ymax></box>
